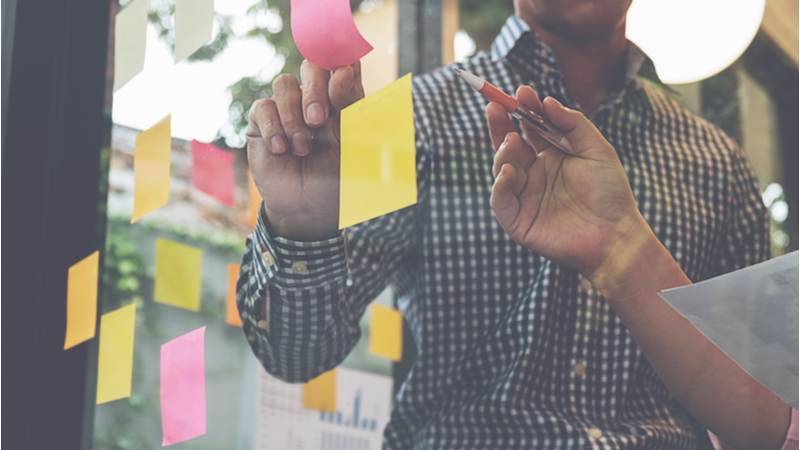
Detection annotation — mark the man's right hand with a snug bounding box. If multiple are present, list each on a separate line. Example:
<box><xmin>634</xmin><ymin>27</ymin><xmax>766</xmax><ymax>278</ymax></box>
<box><xmin>247</xmin><ymin>60</ymin><xmax>365</xmax><ymax>241</ymax></box>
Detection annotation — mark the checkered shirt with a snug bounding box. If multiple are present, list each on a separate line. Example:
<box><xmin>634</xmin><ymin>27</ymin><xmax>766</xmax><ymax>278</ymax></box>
<box><xmin>237</xmin><ymin>16</ymin><xmax>770</xmax><ymax>450</ymax></box>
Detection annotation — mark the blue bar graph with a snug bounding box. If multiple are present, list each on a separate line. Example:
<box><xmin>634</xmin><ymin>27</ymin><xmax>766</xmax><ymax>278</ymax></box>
<box><xmin>319</xmin><ymin>389</ymin><xmax>377</xmax><ymax>431</ymax></box>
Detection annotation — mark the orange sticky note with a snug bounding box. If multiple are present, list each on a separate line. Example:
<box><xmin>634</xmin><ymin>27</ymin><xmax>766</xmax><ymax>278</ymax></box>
<box><xmin>248</xmin><ymin>171</ymin><xmax>260</xmax><ymax>227</ymax></box>
<box><xmin>369</xmin><ymin>304</ymin><xmax>402</xmax><ymax>361</ymax></box>
<box><xmin>64</xmin><ymin>251</ymin><xmax>100</xmax><ymax>350</ymax></box>
<box><xmin>226</xmin><ymin>264</ymin><xmax>242</xmax><ymax>327</ymax></box>
<box><xmin>339</xmin><ymin>74</ymin><xmax>416</xmax><ymax>228</ymax></box>
<box><xmin>132</xmin><ymin>115</ymin><xmax>171</xmax><ymax>223</ymax></box>
<box><xmin>154</xmin><ymin>238</ymin><xmax>203</xmax><ymax>312</ymax></box>
<box><xmin>302</xmin><ymin>369</ymin><xmax>337</xmax><ymax>412</ymax></box>
<box><xmin>96</xmin><ymin>303</ymin><xmax>136</xmax><ymax>404</ymax></box>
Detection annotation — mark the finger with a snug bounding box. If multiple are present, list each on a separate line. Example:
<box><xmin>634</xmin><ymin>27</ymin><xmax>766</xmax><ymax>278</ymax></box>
<box><xmin>273</xmin><ymin>73</ymin><xmax>313</xmax><ymax>157</ymax></box>
<box><xmin>329</xmin><ymin>61</ymin><xmax>365</xmax><ymax>111</ymax></box>
<box><xmin>516</xmin><ymin>86</ymin><xmax>553</xmax><ymax>152</ymax></box>
<box><xmin>542</xmin><ymin>97</ymin><xmax>615</xmax><ymax>158</ymax></box>
<box><xmin>247</xmin><ymin>98</ymin><xmax>289</xmax><ymax>156</ymax></box>
<box><xmin>300</xmin><ymin>60</ymin><xmax>332</xmax><ymax>128</ymax></box>
<box><xmin>492</xmin><ymin>133</ymin><xmax>531</xmax><ymax>196</ymax></box>
<box><xmin>490</xmin><ymin>163</ymin><xmax>522</xmax><ymax>232</ymax></box>
<box><xmin>486</xmin><ymin>102</ymin><xmax>516</xmax><ymax>151</ymax></box>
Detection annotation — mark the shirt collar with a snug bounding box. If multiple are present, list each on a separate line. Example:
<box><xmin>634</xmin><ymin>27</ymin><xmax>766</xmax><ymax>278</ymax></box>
<box><xmin>490</xmin><ymin>15</ymin><xmax>666</xmax><ymax>88</ymax></box>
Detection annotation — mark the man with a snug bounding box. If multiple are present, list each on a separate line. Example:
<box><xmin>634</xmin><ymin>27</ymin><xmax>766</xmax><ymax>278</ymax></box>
<box><xmin>238</xmin><ymin>0</ymin><xmax>770</xmax><ymax>448</ymax></box>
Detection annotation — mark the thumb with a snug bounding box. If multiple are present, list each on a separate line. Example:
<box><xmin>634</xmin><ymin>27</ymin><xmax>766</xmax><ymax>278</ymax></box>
<box><xmin>542</xmin><ymin>97</ymin><xmax>616</xmax><ymax>159</ymax></box>
<box><xmin>490</xmin><ymin>163</ymin><xmax>521</xmax><ymax>231</ymax></box>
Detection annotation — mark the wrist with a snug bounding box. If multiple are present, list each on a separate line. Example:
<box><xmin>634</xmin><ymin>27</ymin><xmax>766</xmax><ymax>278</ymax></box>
<box><xmin>587</xmin><ymin>217</ymin><xmax>689</xmax><ymax>304</ymax></box>
<box><xmin>263</xmin><ymin>204</ymin><xmax>340</xmax><ymax>242</ymax></box>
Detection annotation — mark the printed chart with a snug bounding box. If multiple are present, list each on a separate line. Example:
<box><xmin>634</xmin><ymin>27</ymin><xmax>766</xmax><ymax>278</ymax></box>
<box><xmin>255</xmin><ymin>366</ymin><xmax>393</xmax><ymax>450</ymax></box>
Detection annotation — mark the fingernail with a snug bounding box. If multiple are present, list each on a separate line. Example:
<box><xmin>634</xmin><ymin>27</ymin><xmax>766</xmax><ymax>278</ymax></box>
<box><xmin>291</xmin><ymin>132</ymin><xmax>312</xmax><ymax>156</ymax></box>
<box><xmin>307</xmin><ymin>102</ymin><xmax>325</xmax><ymax>125</ymax></box>
<box><xmin>271</xmin><ymin>135</ymin><xmax>287</xmax><ymax>154</ymax></box>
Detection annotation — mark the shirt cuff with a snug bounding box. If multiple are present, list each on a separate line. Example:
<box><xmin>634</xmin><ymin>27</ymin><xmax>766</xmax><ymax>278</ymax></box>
<box><xmin>253</xmin><ymin>203</ymin><xmax>348</xmax><ymax>291</ymax></box>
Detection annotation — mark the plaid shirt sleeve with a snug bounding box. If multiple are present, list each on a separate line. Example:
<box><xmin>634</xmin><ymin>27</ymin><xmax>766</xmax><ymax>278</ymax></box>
<box><xmin>236</xmin><ymin>134</ymin><xmax>431</xmax><ymax>383</ymax></box>
<box><xmin>711</xmin><ymin>137</ymin><xmax>771</xmax><ymax>276</ymax></box>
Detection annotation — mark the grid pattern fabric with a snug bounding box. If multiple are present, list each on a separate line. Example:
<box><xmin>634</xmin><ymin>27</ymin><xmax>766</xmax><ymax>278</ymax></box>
<box><xmin>236</xmin><ymin>16</ymin><xmax>770</xmax><ymax>450</ymax></box>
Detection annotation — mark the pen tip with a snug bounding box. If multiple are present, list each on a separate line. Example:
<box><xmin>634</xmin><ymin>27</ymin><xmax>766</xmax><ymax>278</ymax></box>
<box><xmin>453</xmin><ymin>67</ymin><xmax>462</xmax><ymax>74</ymax></box>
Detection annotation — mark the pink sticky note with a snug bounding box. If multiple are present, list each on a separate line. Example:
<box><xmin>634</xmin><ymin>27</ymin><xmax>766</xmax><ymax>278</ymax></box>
<box><xmin>290</xmin><ymin>0</ymin><xmax>373</xmax><ymax>71</ymax></box>
<box><xmin>191</xmin><ymin>140</ymin><xmax>235</xmax><ymax>207</ymax></box>
<box><xmin>160</xmin><ymin>327</ymin><xmax>206</xmax><ymax>446</ymax></box>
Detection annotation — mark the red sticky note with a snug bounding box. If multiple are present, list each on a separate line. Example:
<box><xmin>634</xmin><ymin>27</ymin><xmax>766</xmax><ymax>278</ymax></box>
<box><xmin>191</xmin><ymin>140</ymin><xmax>235</xmax><ymax>207</ymax></box>
<box><xmin>226</xmin><ymin>264</ymin><xmax>242</xmax><ymax>327</ymax></box>
<box><xmin>160</xmin><ymin>327</ymin><xmax>206</xmax><ymax>446</ymax></box>
<box><xmin>290</xmin><ymin>0</ymin><xmax>373</xmax><ymax>71</ymax></box>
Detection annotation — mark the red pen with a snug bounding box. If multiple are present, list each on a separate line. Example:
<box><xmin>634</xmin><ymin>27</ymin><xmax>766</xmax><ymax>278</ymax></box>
<box><xmin>454</xmin><ymin>67</ymin><xmax>575</xmax><ymax>155</ymax></box>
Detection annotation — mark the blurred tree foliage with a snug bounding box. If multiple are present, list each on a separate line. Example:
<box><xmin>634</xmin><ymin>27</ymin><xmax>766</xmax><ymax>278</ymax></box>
<box><xmin>134</xmin><ymin>0</ymin><xmax>513</xmax><ymax>147</ymax></box>
<box><xmin>458</xmin><ymin>0</ymin><xmax>514</xmax><ymax>53</ymax></box>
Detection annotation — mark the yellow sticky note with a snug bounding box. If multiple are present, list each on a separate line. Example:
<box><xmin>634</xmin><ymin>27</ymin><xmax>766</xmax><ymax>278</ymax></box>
<box><xmin>96</xmin><ymin>303</ymin><xmax>137</xmax><ymax>404</ymax></box>
<box><xmin>154</xmin><ymin>238</ymin><xmax>203</xmax><ymax>311</ymax></box>
<box><xmin>132</xmin><ymin>115</ymin><xmax>171</xmax><ymax>223</ymax></box>
<box><xmin>113</xmin><ymin>0</ymin><xmax>147</xmax><ymax>92</ymax></box>
<box><xmin>174</xmin><ymin>0</ymin><xmax>214</xmax><ymax>63</ymax></box>
<box><xmin>64</xmin><ymin>251</ymin><xmax>100</xmax><ymax>350</ymax></box>
<box><xmin>302</xmin><ymin>369</ymin><xmax>337</xmax><ymax>412</ymax></box>
<box><xmin>339</xmin><ymin>73</ymin><xmax>416</xmax><ymax>229</ymax></box>
<box><xmin>226</xmin><ymin>263</ymin><xmax>242</xmax><ymax>327</ymax></box>
<box><xmin>369</xmin><ymin>304</ymin><xmax>403</xmax><ymax>361</ymax></box>
<box><xmin>248</xmin><ymin>171</ymin><xmax>261</xmax><ymax>227</ymax></box>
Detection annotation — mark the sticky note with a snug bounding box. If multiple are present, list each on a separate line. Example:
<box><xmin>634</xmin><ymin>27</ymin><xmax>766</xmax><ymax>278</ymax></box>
<box><xmin>339</xmin><ymin>74</ymin><xmax>416</xmax><ymax>228</ymax></box>
<box><xmin>369</xmin><ymin>304</ymin><xmax>403</xmax><ymax>361</ymax></box>
<box><xmin>96</xmin><ymin>303</ymin><xmax>137</xmax><ymax>404</ymax></box>
<box><xmin>132</xmin><ymin>115</ymin><xmax>171</xmax><ymax>223</ymax></box>
<box><xmin>174</xmin><ymin>0</ymin><xmax>214</xmax><ymax>63</ymax></box>
<box><xmin>154</xmin><ymin>238</ymin><xmax>202</xmax><ymax>312</ymax></box>
<box><xmin>226</xmin><ymin>264</ymin><xmax>242</xmax><ymax>327</ymax></box>
<box><xmin>191</xmin><ymin>140</ymin><xmax>235</xmax><ymax>206</ymax></box>
<box><xmin>161</xmin><ymin>327</ymin><xmax>207</xmax><ymax>446</ymax></box>
<box><xmin>290</xmin><ymin>0</ymin><xmax>373</xmax><ymax>71</ymax></box>
<box><xmin>113</xmin><ymin>0</ymin><xmax>147</xmax><ymax>92</ymax></box>
<box><xmin>64</xmin><ymin>251</ymin><xmax>100</xmax><ymax>350</ymax></box>
<box><xmin>302</xmin><ymin>369</ymin><xmax>337</xmax><ymax>412</ymax></box>
<box><xmin>248</xmin><ymin>171</ymin><xmax>260</xmax><ymax>227</ymax></box>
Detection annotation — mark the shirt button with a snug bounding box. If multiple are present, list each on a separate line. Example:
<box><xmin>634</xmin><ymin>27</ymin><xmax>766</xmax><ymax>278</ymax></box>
<box><xmin>579</xmin><ymin>277</ymin><xmax>593</xmax><ymax>291</ymax></box>
<box><xmin>261</xmin><ymin>251</ymin><xmax>274</xmax><ymax>267</ymax></box>
<box><xmin>587</xmin><ymin>428</ymin><xmax>603</xmax><ymax>439</ymax></box>
<box><xmin>574</xmin><ymin>362</ymin><xmax>586</xmax><ymax>377</ymax></box>
<box><xmin>291</xmin><ymin>261</ymin><xmax>308</xmax><ymax>275</ymax></box>
<box><xmin>257</xmin><ymin>320</ymin><xmax>269</xmax><ymax>330</ymax></box>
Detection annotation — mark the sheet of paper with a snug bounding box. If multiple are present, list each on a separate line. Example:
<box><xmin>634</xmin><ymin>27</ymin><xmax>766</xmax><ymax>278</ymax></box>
<box><xmin>132</xmin><ymin>115</ymin><xmax>171</xmax><ymax>223</ymax></box>
<box><xmin>154</xmin><ymin>238</ymin><xmax>203</xmax><ymax>312</ymax></box>
<box><xmin>369</xmin><ymin>304</ymin><xmax>403</xmax><ymax>361</ymax></box>
<box><xmin>290</xmin><ymin>0</ymin><xmax>373</xmax><ymax>71</ymax></box>
<box><xmin>303</xmin><ymin>369</ymin><xmax>337</xmax><ymax>413</ymax></box>
<box><xmin>257</xmin><ymin>366</ymin><xmax>392</xmax><ymax>450</ymax></box>
<box><xmin>191</xmin><ymin>140</ymin><xmax>235</xmax><ymax>206</ymax></box>
<box><xmin>64</xmin><ymin>251</ymin><xmax>100</xmax><ymax>350</ymax></box>
<box><xmin>174</xmin><ymin>0</ymin><xmax>214</xmax><ymax>63</ymax></box>
<box><xmin>113</xmin><ymin>0</ymin><xmax>148</xmax><ymax>92</ymax></box>
<box><xmin>226</xmin><ymin>263</ymin><xmax>242</xmax><ymax>327</ymax></box>
<box><xmin>248</xmin><ymin>172</ymin><xmax>260</xmax><ymax>227</ymax></box>
<box><xmin>96</xmin><ymin>303</ymin><xmax>137</xmax><ymax>404</ymax></box>
<box><xmin>659</xmin><ymin>251</ymin><xmax>799</xmax><ymax>409</ymax></box>
<box><xmin>161</xmin><ymin>327</ymin><xmax>207</xmax><ymax>445</ymax></box>
<box><xmin>339</xmin><ymin>74</ymin><xmax>416</xmax><ymax>229</ymax></box>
